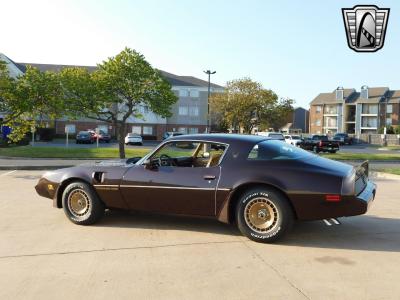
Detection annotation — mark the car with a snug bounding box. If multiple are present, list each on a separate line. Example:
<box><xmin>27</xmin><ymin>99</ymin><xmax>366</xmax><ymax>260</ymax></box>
<box><xmin>76</xmin><ymin>131</ymin><xmax>95</xmax><ymax>144</ymax></box>
<box><xmin>255</xmin><ymin>132</ymin><xmax>285</xmax><ymax>141</ymax></box>
<box><xmin>163</xmin><ymin>132</ymin><xmax>184</xmax><ymax>140</ymax></box>
<box><xmin>98</xmin><ymin>130</ymin><xmax>111</xmax><ymax>143</ymax></box>
<box><xmin>125</xmin><ymin>133</ymin><xmax>143</xmax><ymax>145</ymax></box>
<box><xmin>333</xmin><ymin>133</ymin><xmax>353</xmax><ymax>145</ymax></box>
<box><xmin>284</xmin><ymin>135</ymin><xmax>302</xmax><ymax>146</ymax></box>
<box><xmin>35</xmin><ymin>134</ymin><xmax>376</xmax><ymax>243</ymax></box>
<box><xmin>298</xmin><ymin>135</ymin><xmax>340</xmax><ymax>153</ymax></box>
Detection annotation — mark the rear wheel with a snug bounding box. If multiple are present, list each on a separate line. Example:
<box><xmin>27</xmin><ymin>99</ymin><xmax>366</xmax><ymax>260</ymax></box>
<box><xmin>62</xmin><ymin>181</ymin><xmax>105</xmax><ymax>225</ymax></box>
<box><xmin>313</xmin><ymin>146</ymin><xmax>320</xmax><ymax>153</ymax></box>
<box><xmin>236</xmin><ymin>187</ymin><xmax>294</xmax><ymax>243</ymax></box>
<box><xmin>329</xmin><ymin>150</ymin><xmax>337</xmax><ymax>154</ymax></box>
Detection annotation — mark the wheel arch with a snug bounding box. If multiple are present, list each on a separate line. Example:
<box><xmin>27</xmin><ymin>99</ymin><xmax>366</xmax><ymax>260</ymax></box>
<box><xmin>56</xmin><ymin>177</ymin><xmax>92</xmax><ymax>208</ymax></box>
<box><xmin>227</xmin><ymin>182</ymin><xmax>298</xmax><ymax>224</ymax></box>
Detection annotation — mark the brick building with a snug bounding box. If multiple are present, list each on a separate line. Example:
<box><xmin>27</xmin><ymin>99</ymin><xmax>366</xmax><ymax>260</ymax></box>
<box><xmin>1</xmin><ymin>53</ymin><xmax>224</xmax><ymax>140</ymax></box>
<box><xmin>309</xmin><ymin>86</ymin><xmax>399</xmax><ymax>135</ymax></box>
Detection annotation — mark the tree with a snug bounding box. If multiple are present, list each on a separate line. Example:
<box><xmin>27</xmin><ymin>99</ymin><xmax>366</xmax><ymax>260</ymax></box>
<box><xmin>258</xmin><ymin>97</ymin><xmax>294</xmax><ymax>131</ymax></box>
<box><xmin>0</xmin><ymin>61</ymin><xmax>63</xmax><ymax>142</ymax></box>
<box><xmin>62</xmin><ymin>48</ymin><xmax>178</xmax><ymax>158</ymax></box>
<box><xmin>210</xmin><ymin>78</ymin><xmax>292</xmax><ymax>133</ymax></box>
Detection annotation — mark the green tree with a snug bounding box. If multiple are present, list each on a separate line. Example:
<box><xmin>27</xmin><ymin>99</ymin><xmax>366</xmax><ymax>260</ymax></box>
<box><xmin>210</xmin><ymin>78</ymin><xmax>291</xmax><ymax>133</ymax></box>
<box><xmin>62</xmin><ymin>48</ymin><xmax>178</xmax><ymax>158</ymax></box>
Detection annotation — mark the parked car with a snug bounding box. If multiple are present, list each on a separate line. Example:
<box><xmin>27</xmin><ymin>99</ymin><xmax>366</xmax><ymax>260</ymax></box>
<box><xmin>76</xmin><ymin>131</ymin><xmax>95</xmax><ymax>144</ymax></box>
<box><xmin>284</xmin><ymin>135</ymin><xmax>302</xmax><ymax>146</ymax></box>
<box><xmin>298</xmin><ymin>135</ymin><xmax>340</xmax><ymax>153</ymax></box>
<box><xmin>255</xmin><ymin>132</ymin><xmax>285</xmax><ymax>141</ymax></box>
<box><xmin>35</xmin><ymin>134</ymin><xmax>376</xmax><ymax>243</ymax></box>
<box><xmin>333</xmin><ymin>133</ymin><xmax>353</xmax><ymax>145</ymax></box>
<box><xmin>163</xmin><ymin>132</ymin><xmax>184</xmax><ymax>140</ymax></box>
<box><xmin>98</xmin><ymin>130</ymin><xmax>111</xmax><ymax>143</ymax></box>
<box><xmin>125</xmin><ymin>133</ymin><xmax>143</xmax><ymax>145</ymax></box>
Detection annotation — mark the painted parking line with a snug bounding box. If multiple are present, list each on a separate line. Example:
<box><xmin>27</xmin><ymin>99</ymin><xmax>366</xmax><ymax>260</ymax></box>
<box><xmin>0</xmin><ymin>170</ymin><xmax>17</xmax><ymax>177</ymax></box>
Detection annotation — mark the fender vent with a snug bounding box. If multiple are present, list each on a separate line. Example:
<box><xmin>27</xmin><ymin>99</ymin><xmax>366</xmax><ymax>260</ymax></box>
<box><xmin>92</xmin><ymin>172</ymin><xmax>105</xmax><ymax>183</ymax></box>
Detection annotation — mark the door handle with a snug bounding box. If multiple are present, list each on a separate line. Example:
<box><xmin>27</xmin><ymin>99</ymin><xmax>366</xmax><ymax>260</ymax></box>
<box><xmin>203</xmin><ymin>175</ymin><xmax>216</xmax><ymax>180</ymax></box>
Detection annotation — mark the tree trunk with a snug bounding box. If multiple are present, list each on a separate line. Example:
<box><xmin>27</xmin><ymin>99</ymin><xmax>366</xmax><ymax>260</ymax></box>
<box><xmin>117</xmin><ymin>122</ymin><xmax>126</xmax><ymax>159</ymax></box>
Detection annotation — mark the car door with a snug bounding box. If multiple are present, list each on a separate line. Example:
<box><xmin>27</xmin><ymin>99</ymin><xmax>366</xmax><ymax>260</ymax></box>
<box><xmin>119</xmin><ymin>141</ymin><xmax>223</xmax><ymax>216</ymax></box>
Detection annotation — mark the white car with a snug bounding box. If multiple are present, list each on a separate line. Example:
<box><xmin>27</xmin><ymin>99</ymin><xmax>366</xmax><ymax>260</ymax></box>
<box><xmin>255</xmin><ymin>132</ymin><xmax>285</xmax><ymax>141</ymax></box>
<box><xmin>284</xmin><ymin>135</ymin><xmax>302</xmax><ymax>146</ymax></box>
<box><xmin>125</xmin><ymin>133</ymin><xmax>143</xmax><ymax>145</ymax></box>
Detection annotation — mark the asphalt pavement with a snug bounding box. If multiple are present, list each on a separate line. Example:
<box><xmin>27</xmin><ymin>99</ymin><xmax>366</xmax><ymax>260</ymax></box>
<box><xmin>1</xmin><ymin>170</ymin><xmax>399</xmax><ymax>299</ymax></box>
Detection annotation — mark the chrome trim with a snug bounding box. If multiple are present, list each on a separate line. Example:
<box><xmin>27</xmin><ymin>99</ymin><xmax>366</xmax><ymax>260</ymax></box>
<box><xmin>93</xmin><ymin>184</ymin><xmax>119</xmax><ymax>187</ymax></box>
<box><xmin>119</xmin><ymin>185</ymin><xmax>215</xmax><ymax>191</ymax></box>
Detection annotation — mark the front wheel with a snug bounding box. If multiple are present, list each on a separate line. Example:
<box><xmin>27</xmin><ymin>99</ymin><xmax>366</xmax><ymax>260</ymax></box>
<box><xmin>313</xmin><ymin>146</ymin><xmax>320</xmax><ymax>153</ymax></box>
<box><xmin>62</xmin><ymin>181</ymin><xmax>105</xmax><ymax>225</ymax></box>
<box><xmin>236</xmin><ymin>188</ymin><xmax>294</xmax><ymax>243</ymax></box>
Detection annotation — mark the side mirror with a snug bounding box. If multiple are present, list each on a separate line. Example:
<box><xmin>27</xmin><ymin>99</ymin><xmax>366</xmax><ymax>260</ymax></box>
<box><xmin>202</xmin><ymin>152</ymin><xmax>210</xmax><ymax>159</ymax></box>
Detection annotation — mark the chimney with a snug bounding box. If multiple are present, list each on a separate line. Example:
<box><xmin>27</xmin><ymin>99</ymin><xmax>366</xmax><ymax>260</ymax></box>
<box><xmin>361</xmin><ymin>85</ymin><xmax>369</xmax><ymax>99</ymax></box>
<box><xmin>336</xmin><ymin>86</ymin><xmax>344</xmax><ymax>101</ymax></box>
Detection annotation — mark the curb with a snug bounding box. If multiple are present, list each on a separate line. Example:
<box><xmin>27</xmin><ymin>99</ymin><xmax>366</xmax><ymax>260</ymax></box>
<box><xmin>372</xmin><ymin>171</ymin><xmax>400</xmax><ymax>180</ymax></box>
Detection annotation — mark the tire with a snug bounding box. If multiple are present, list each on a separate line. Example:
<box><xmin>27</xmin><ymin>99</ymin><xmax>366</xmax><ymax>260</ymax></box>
<box><xmin>62</xmin><ymin>181</ymin><xmax>105</xmax><ymax>225</ymax></box>
<box><xmin>236</xmin><ymin>187</ymin><xmax>294</xmax><ymax>243</ymax></box>
<box><xmin>329</xmin><ymin>150</ymin><xmax>337</xmax><ymax>154</ymax></box>
<box><xmin>313</xmin><ymin>146</ymin><xmax>320</xmax><ymax>153</ymax></box>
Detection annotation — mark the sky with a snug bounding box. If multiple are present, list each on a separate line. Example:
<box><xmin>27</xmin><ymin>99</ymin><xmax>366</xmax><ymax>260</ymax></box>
<box><xmin>1</xmin><ymin>0</ymin><xmax>399</xmax><ymax>108</ymax></box>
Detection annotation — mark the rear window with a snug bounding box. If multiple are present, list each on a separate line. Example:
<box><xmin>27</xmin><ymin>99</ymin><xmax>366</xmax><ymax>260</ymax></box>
<box><xmin>248</xmin><ymin>140</ymin><xmax>313</xmax><ymax>160</ymax></box>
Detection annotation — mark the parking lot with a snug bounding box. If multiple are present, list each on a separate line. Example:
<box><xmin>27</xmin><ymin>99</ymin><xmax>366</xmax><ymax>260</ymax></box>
<box><xmin>1</xmin><ymin>170</ymin><xmax>400</xmax><ymax>299</ymax></box>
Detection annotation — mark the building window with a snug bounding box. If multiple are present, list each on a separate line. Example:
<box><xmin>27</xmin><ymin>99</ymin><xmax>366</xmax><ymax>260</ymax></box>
<box><xmin>143</xmin><ymin>126</ymin><xmax>153</xmax><ymax>135</ymax></box>
<box><xmin>189</xmin><ymin>106</ymin><xmax>199</xmax><ymax>116</ymax></box>
<box><xmin>315</xmin><ymin>119</ymin><xmax>321</xmax><ymax>126</ymax></box>
<box><xmin>324</xmin><ymin>105</ymin><xmax>338</xmax><ymax>114</ymax></box>
<box><xmin>189</xmin><ymin>127</ymin><xmax>198</xmax><ymax>134</ymax></box>
<box><xmin>362</xmin><ymin>104</ymin><xmax>378</xmax><ymax>114</ymax></box>
<box><xmin>386</xmin><ymin>117</ymin><xmax>392</xmax><ymax>126</ymax></box>
<box><xmin>132</xmin><ymin>126</ymin><xmax>141</xmax><ymax>134</ymax></box>
<box><xmin>65</xmin><ymin>124</ymin><xmax>76</xmax><ymax>134</ymax></box>
<box><xmin>179</xmin><ymin>106</ymin><xmax>188</xmax><ymax>116</ymax></box>
<box><xmin>387</xmin><ymin>104</ymin><xmax>393</xmax><ymax>114</ymax></box>
<box><xmin>178</xmin><ymin>127</ymin><xmax>187</xmax><ymax>134</ymax></box>
<box><xmin>179</xmin><ymin>89</ymin><xmax>189</xmax><ymax>97</ymax></box>
<box><xmin>324</xmin><ymin>116</ymin><xmax>337</xmax><ymax>127</ymax></box>
<box><xmin>315</xmin><ymin>106</ymin><xmax>322</xmax><ymax>113</ymax></box>
<box><xmin>361</xmin><ymin>116</ymin><xmax>377</xmax><ymax>128</ymax></box>
<box><xmin>189</xmin><ymin>89</ymin><xmax>199</xmax><ymax>97</ymax></box>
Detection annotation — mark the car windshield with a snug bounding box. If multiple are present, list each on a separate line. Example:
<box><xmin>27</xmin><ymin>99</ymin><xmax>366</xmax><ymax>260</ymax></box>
<box><xmin>291</xmin><ymin>135</ymin><xmax>301</xmax><ymax>140</ymax></box>
<box><xmin>78</xmin><ymin>131</ymin><xmax>88</xmax><ymax>135</ymax></box>
<box><xmin>128</xmin><ymin>133</ymin><xmax>140</xmax><ymax>137</ymax></box>
<box><xmin>248</xmin><ymin>140</ymin><xmax>313</xmax><ymax>160</ymax></box>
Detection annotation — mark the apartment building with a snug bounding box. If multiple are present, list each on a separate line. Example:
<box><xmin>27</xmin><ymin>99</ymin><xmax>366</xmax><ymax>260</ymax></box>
<box><xmin>309</xmin><ymin>86</ymin><xmax>399</xmax><ymax>135</ymax></box>
<box><xmin>1</xmin><ymin>54</ymin><xmax>224</xmax><ymax>140</ymax></box>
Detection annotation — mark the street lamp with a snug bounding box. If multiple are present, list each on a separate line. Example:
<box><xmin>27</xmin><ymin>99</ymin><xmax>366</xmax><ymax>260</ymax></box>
<box><xmin>204</xmin><ymin>70</ymin><xmax>216</xmax><ymax>133</ymax></box>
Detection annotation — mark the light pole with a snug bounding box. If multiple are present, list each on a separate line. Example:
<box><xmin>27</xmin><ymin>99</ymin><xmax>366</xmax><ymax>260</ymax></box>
<box><xmin>204</xmin><ymin>70</ymin><xmax>216</xmax><ymax>133</ymax></box>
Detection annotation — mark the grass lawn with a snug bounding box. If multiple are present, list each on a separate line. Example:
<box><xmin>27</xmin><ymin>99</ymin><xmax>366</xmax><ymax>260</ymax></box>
<box><xmin>0</xmin><ymin>146</ymin><xmax>152</xmax><ymax>159</ymax></box>
<box><xmin>322</xmin><ymin>152</ymin><xmax>400</xmax><ymax>161</ymax></box>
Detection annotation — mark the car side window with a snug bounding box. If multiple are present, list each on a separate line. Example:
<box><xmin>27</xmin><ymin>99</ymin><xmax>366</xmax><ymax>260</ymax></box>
<box><xmin>152</xmin><ymin>142</ymin><xmax>200</xmax><ymax>159</ymax></box>
<box><xmin>194</xmin><ymin>143</ymin><xmax>226</xmax><ymax>167</ymax></box>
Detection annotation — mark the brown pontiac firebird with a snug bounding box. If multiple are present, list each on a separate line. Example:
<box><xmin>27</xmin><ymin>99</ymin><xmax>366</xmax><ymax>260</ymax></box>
<box><xmin>35</xmin><ymin>134</ymin><xmax>376</xmax><ymax>243</ymax></box>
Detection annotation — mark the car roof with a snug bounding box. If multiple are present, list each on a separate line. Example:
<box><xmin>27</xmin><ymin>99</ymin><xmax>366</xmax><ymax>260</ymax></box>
<box><xmin>168</xmin><ymin>133</ymin><xmax>268</xmax><ymax>144</ymax></box>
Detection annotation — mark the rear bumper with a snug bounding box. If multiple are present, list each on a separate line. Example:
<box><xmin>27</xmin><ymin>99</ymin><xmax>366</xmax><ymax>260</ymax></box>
<box><xmin>355</xmin><ymin>180</ymin><xmax>376</xmax><ymax>213</ymax></box>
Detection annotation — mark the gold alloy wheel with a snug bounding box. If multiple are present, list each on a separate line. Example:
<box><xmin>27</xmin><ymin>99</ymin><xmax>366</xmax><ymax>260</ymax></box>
<box><xmin>244</xmin><ymin>197</ymin><xmax>279</xmax><ymax>233</ymax></box>
<box><xmin>68</xmin><ymin>189</ymin><xmax>90</xmax><ymax>217</ymax></box>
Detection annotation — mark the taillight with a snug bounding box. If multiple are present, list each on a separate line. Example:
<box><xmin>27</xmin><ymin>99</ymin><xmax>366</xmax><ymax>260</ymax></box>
<box><xmin>319</xmin><ymin>141</ymin><xmax>322</xmax><ymax>147</ymax></box>
<box><xmin>325</xmin><ymin>194</ymin><xmax>341</xmax><ymax>202</ymax></box>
